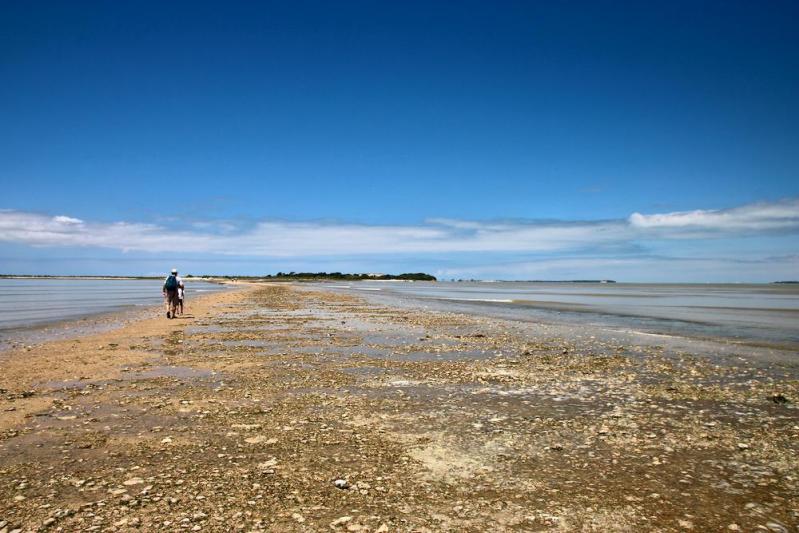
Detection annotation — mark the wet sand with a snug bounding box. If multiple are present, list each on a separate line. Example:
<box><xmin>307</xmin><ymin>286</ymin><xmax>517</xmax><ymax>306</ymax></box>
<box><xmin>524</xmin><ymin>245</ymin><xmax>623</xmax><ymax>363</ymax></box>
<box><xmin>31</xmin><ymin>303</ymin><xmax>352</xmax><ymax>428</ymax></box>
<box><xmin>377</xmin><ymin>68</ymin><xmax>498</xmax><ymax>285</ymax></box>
<box><xmin>0</xmin><ymin>283</ymin><xmax>797</xmax><ymax>532</ymax></box>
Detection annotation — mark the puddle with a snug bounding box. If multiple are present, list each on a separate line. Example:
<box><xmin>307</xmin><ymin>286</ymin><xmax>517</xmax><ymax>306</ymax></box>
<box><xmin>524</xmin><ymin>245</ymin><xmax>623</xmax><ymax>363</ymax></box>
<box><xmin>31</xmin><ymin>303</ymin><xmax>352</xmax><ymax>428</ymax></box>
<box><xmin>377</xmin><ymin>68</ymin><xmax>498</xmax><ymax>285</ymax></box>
<box><xmin>361</xmin><ymin>333</ymin><xmax>414</xmax><ymax>346</ymax></box>
<box><xmin>41</xmin><ymin>378</ymin><xmax>99</xmax><ymax>390</ymax></box>
<box><xmin>218</xmin><ymin>339</ymin><xmax>274</xmax><ymax>348</ymax></box>
<box><xmin>292</xmin><ymin>345</ymin><xmax>360</xmax><ymax>356</ymax></box>
<box><xmin>130</xmin><ymin>365</ymin><xmax>215</xmax><ymax>380</ymax></box>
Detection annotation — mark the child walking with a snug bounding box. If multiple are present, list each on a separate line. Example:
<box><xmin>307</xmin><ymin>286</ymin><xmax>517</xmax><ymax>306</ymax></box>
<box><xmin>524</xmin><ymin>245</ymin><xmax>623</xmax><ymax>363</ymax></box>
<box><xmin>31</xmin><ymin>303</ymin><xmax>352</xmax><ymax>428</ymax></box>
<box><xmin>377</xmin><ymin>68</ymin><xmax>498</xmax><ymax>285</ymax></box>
<box><xmin>177</xmin><ymin>281</ymin><xmax>185</xmax><ymax>316</ymax></box>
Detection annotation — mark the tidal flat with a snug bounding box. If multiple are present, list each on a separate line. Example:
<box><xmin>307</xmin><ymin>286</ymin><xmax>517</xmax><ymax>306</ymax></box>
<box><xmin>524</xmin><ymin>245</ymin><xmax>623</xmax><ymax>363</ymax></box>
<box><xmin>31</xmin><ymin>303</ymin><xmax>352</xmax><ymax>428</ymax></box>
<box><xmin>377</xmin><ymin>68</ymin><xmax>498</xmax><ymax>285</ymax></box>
<box><xmin>0</xmin><ymin>284</ymin><xmax>797</xmax><ymax>531</ymax></box>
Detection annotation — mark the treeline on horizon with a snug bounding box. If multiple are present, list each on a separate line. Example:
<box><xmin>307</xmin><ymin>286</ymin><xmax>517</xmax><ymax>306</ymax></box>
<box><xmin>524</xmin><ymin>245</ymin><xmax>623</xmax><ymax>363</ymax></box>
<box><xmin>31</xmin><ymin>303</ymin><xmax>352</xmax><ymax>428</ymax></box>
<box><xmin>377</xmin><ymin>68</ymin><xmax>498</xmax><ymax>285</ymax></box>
<box><xmin>0</xmin><ymin>272</ymin><xmax>437</xmax><ymax>281</ymax></box>
<box><xmin>186</xmin><ymin>272</ymin><xmax>437</xmax><ymax>281</ymax></box>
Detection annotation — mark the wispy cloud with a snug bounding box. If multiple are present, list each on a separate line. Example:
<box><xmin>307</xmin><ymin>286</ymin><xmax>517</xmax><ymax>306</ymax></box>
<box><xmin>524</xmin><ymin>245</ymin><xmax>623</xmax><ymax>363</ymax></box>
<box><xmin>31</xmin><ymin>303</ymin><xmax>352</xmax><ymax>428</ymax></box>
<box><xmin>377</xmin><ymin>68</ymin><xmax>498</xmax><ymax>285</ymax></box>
<box><xmin>629</xmin><ymin>199</ymin><xmax>799</xmax><ymax>236</ymax></box>
<box><xmin>0</xmin><ymin>198</ymin><xmax>797</xmax><ymax>258</ymax></box>
<box><xmin>434</xmin><ymin>254</ymin><xmax>799</xmax><ymax>283</ymax></box>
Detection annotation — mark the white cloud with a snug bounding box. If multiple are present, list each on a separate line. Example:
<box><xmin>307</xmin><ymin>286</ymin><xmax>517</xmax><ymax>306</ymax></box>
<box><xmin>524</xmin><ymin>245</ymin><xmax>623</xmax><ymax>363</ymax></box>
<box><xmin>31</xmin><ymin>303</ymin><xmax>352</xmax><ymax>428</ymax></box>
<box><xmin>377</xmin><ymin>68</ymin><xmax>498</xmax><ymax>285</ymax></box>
<box><xmin>435</xmin><ymin>254</ymin><xmax>799</xmax><ymax>283</ymax></box>
<box><xmin>0</xmin><ymin>198</ymin><xmax>797</xmax><ymax>258</ymax></box>
<box><xmin>52</xmin><ymin>215</ymin><xmax>84</xmax><ymax>225</ymax></box>
<box><xmin>629</xmin><ymin>198</ymin><xmax>799</xmax><ymax>235</ymax></box>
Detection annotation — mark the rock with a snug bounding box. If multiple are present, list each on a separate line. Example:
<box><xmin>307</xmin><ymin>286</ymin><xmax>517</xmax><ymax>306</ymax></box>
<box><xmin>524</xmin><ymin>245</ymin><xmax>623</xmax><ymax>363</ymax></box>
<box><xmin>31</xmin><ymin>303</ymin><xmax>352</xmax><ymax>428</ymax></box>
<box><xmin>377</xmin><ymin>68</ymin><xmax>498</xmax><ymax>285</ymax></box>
<box><xmin>292</xmin><ymin>513</ymin><xmax>305</xmax><ymax>523</ymax></box>
<box><xmin>334</xmin><ymin>479</ymin><xmax>350</xmax><ymax>489</ymax></box>
<box><xmin>737</xmin><ymin>443</ymin><xmax>749</xmax><ymax>450</ymax></box>
<box><xmin>257</xmin><ymin>457</ymin><xmax>278</xmax><ymax>473</ymax></box>
<box><xmin>765</xmin><ymin>522</ymin><xmax>789</xmax><ymax>533</ymax></box>
<box><xmin>245</xmin><ymin>435</ymin><xmax>275</xmax><ymax>444</ymax></box>
<box><xmin>771</xmin><ymin>393</ymin><xmax>789</xmax><ymax>404</ymax></box>
<box><xmin>42</xmin><ymin>518</ymin><xmax>56</xmax><ymax>527</ymax></box>
<box><xmin>330</xmin><ymin>516</ymin><xmax>353</xmax><ymax>527</ymax></box>
<box><xmin>123</xmin><ymin>477</ymin><xmax>145</xmax><ymax>486</ymax></box>
<box><xmin>231</xmin><ymin>424</ymin><xmax>261</xmax><ymax>430</ymax></box>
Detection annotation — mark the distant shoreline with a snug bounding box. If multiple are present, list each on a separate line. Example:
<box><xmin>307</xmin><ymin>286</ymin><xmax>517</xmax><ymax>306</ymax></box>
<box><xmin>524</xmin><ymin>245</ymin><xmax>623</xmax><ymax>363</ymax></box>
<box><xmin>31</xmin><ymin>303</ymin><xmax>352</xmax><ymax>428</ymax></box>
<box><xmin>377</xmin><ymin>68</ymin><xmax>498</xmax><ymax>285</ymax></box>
<box><xmin>2</xmin><ymin>275</ymin><xmax>796</xmax><ymax>284</ymax></box>
<box><xmin>0</xmin><ymin>273</ymin><xmax>437</xmax><ymax>282</ymax></box>
<box><xmin>0</xmin><ymin>275</ymin><xmax>163</xmax><ymax>280</ymax></box>
<box><xmin>0</xmin><ymin>275</ymin><xmax>228</xmax><ymax>283</ymax></box>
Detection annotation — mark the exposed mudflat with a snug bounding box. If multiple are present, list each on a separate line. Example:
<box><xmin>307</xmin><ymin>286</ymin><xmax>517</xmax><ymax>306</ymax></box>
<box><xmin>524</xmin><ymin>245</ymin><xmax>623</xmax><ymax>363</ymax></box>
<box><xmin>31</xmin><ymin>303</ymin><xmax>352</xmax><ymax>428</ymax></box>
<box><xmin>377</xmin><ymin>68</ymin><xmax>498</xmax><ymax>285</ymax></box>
<box><xmin>0</xmin><ymin>284</ymin><xmax>797</xmax><ymax>532</ymax></box>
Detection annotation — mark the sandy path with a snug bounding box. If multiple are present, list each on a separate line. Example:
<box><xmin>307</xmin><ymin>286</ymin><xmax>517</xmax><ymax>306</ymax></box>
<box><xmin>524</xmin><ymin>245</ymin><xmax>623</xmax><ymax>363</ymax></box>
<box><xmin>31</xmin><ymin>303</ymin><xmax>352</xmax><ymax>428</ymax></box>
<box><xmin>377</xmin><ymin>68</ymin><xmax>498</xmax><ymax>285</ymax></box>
<box><xmin>0</xmin><ymin>283</ymin><xmax>797</xmax><ymax>532</ymax></box>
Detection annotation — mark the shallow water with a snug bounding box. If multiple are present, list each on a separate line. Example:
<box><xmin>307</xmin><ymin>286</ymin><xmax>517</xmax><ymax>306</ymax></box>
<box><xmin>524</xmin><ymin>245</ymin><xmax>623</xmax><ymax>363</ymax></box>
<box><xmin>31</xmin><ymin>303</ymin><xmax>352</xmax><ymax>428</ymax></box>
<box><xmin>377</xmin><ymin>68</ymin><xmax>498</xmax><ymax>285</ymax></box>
<box><xmin>318</xmin><ymin>281</ymin><xmax>799</xmax><ymax>350</ymax></box>
<box><xmin>0</xmin><ymin>278</ymin><xmax>228</xmax><ymax>331</ymax></box>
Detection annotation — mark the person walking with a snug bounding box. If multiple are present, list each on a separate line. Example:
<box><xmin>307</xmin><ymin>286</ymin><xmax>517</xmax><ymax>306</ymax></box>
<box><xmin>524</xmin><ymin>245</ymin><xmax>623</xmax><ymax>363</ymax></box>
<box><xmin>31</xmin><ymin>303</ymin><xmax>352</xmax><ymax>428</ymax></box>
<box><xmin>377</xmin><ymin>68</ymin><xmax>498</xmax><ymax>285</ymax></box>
<box><xmin>177</xmin><ymin>279</ymin><xmax>185</xmax><ymax>316</ymax></box>
<box><xmin>163</xmin><ymin>268</ymin><xmax>182</xmax><ymax>319</ymax></box>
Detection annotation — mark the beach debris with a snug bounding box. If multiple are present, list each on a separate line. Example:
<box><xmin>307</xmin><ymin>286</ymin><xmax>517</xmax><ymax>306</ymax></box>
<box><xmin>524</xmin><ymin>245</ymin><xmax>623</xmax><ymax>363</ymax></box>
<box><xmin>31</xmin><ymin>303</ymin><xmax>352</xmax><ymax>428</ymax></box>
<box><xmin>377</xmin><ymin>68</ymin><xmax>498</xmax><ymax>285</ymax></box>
<box><xmin>257</xmin><ymin>457</ymin><xmax>278</xmax><ymax>474</ymax></box>
<box><xmin>330</xmin><ymin>516</ymin><xmax>353</xmax><ymax>527</ymax></box>
<box><xmin>764</xmin><ymin>522</ymin><xmax>789</xmax><ymax>533</ymax></box>
<box><xmin>244</xmin><ymin>435</ymin><xmax>276</xmax><ymax>444</ymax></box>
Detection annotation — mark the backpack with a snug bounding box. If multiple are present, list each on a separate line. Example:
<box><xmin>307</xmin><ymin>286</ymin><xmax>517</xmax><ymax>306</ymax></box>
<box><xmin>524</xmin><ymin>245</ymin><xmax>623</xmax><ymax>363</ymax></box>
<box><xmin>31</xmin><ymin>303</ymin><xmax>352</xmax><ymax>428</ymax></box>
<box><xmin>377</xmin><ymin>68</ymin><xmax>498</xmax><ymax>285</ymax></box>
<box><xmin>165</xmin><ymin>275</ymin><xmax>178</xmax><ymax>290</ymax></box>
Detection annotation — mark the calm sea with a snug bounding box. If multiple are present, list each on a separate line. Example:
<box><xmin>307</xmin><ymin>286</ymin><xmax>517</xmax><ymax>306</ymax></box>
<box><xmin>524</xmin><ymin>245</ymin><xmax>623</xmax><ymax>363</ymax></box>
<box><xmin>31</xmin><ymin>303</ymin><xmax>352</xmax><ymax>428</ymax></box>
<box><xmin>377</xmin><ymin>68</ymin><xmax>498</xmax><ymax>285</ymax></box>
<box><xmin>0</xmin><ymin>278</ymin><xmax>227</xmax><ymax>332</ymax></box>
<box><xmin>321</xmin><ymin>281</ymin><xmax>799</xmax><ymax>350</ymax></box>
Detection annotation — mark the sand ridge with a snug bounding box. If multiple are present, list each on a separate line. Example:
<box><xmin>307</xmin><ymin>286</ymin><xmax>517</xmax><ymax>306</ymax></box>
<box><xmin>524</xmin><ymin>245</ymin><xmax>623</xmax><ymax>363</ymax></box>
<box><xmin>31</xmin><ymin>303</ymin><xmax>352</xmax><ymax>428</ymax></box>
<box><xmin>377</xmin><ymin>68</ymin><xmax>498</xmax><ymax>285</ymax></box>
<box><xmin>0</xmin><ymin>283</ymin><xmax>797</xmax><ymax>532</ymax></box>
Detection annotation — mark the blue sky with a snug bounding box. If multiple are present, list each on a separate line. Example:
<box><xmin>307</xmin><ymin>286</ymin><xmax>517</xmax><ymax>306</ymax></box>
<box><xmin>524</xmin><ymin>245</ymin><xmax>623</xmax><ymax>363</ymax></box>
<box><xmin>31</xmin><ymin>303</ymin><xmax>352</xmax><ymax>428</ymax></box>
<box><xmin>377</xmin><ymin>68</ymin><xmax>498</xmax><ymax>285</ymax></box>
<box><xmin>1</xmin><ymin>1</ymin><xmax>798</xmax><ymax>281</ymax></box>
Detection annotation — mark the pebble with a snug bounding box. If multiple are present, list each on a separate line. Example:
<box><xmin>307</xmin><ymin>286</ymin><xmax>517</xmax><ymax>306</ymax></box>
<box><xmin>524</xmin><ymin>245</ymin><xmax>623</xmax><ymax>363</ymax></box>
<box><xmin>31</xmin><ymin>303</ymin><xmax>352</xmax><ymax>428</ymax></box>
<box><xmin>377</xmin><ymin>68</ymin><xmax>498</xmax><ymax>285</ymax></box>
<box><xmin>244</xmin><ymin>435</ymin><xmax>272</xmax><ymax>444</ymax></box>
<box><xmin>334</xmin><ymin>479</ymin><xmax>350</xmax><ymax>489</ymax></box>
<box><xmin>330</xmin><ymin>516</ymin><xmax>353</xmax><ymax>527</ymax></box>
<box><xmin>765</xmin><ymin>522</ymin><xmax>789</xmax><ymax>533</ymax></box>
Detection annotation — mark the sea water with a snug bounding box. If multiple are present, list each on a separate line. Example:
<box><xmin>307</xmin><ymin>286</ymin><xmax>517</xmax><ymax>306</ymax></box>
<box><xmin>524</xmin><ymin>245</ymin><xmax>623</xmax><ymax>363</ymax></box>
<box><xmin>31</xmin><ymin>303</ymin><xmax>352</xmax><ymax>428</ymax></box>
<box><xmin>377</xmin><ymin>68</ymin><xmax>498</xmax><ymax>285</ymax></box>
<box><xmin>0</xmin><ymin>278</ymin><xmax>227</xmax><ymax>331</ymax></box>
<box><xmin>321</xmin><ymin>281</ymin><xmax>799</xmax><ymax>350</ymax></box>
